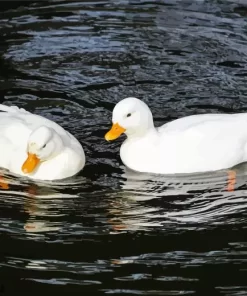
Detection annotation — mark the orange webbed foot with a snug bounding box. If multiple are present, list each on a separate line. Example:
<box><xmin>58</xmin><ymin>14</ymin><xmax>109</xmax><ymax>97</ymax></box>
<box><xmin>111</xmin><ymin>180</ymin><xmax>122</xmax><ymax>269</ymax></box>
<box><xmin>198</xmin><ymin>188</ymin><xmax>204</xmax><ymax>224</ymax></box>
<box><xmin>0</xmin><ymin>176</ymin><xmax>9</xmax><ymax>190</ymax></box>
<box><xmin>227</xmin><ymin>170</ymin><xmax>236</xmax><ymax>192</ymax></box>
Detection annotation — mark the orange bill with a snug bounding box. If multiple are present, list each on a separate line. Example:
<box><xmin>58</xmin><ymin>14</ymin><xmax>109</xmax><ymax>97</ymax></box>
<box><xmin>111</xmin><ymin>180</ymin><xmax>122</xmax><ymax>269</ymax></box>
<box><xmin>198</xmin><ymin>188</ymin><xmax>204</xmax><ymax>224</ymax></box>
<box><xmin>105</xmin><ymin>123</ymin><xmax>126</xmax><ymax>141</ymax></box>
<box><xmin>22</xmin><ymin>153</ymin><xmax>40</xmax><ymax>174</ymax></box>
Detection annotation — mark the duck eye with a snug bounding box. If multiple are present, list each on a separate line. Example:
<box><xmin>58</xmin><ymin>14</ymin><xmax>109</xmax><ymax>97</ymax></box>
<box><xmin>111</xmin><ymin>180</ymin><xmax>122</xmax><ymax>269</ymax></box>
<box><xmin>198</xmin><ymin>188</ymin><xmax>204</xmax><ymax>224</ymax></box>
<box><xmin>127</xmin><ymin>113</ymin><xmax>131</xmax><ymax>117</ymax></box>
<box><xmin>42</xmin><ymin>144</ymin><xmax>47</xmax><ymax>149</ymax></box>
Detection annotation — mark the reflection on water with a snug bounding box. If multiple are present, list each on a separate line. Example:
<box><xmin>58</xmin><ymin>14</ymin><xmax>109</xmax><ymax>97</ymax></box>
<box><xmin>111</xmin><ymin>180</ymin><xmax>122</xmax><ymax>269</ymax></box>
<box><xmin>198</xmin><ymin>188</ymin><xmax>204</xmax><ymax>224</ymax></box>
<box><xmin>23</xmin><ymin>186</ymin><xmax>78</xmax><ymax>234</ymax></box>
<box><xmin>103</xmin><ymin>164</ymin><xmax>247</xmax><ymax>231</ymax></box>
<box><xmin>1</xmin><ymin>158</ymin><xmax>247</xmax><ymax>293</ymax></box>
<box><xmin>1</xmin><ymin>159</ymin><xmax>246</xmax><ymax>234</ymax></box>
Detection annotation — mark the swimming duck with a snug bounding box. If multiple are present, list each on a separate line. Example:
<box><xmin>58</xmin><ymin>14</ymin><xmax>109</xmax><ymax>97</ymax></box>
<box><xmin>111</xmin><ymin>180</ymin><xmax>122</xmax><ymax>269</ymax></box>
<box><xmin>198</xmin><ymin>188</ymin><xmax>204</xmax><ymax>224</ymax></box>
<box><xmin>105</xmin><ymin>97</ymin><xmax>247</xmax><ymax>174</ymax></box>
<box><xmin>0</xmin><ymin>104</ymin><xmax>85</xmax><ymax>180</ymax></box>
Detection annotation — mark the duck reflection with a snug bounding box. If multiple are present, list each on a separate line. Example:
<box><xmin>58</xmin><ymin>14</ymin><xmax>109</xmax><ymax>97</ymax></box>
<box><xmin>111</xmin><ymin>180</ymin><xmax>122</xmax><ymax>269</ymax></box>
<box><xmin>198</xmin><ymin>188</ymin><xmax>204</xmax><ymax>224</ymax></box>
<box><xmin>0</xmin><ymin>169</ymin><xmax>85</xmax><ymax>233</ymax></box>
<box><xmin>107</xmin><ymin>163</ymin><xmax>247</xmax><ymax>232</ymax></box>
<box><xmin>120</xmin><ymin>166</ymin><xmax>242</xmax><ymax>196</ymax></box>
<box><xmin>23</xmin><ymin>176</ymin><xmax>89</xmax><ymax>233</ymax></box>
<box><xmin>23</xmin><ymin>185</ymin><xmax>72</xmax><ymax>233</ymax></box>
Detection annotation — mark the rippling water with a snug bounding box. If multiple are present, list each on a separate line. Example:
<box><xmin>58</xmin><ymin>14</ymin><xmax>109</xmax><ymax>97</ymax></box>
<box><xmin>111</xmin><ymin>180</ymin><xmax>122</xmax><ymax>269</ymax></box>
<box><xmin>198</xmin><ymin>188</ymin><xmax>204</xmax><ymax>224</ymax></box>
<box><xmin>1</xmin><ymin>0</ymin><xmax>247</xmax><ymax>295</ymax></box>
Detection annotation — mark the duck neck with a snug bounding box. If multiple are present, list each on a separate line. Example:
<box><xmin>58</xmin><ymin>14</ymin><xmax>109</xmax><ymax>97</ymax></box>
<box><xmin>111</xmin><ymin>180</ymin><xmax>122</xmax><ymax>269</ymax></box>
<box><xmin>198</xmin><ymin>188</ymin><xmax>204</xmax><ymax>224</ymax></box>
<box><xmin>126</xmin><ymin>126</ymin><xmax>157</xmax><ymax>140</ymax></box>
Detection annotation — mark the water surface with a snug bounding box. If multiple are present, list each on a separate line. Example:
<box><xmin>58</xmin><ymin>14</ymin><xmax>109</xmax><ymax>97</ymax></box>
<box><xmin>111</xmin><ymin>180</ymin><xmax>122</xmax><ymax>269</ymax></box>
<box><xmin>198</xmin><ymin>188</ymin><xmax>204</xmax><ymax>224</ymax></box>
<box><xmin>0</xmin><ymin>1</ymin><xmax>247</xmax><ymax>295</ymax></box>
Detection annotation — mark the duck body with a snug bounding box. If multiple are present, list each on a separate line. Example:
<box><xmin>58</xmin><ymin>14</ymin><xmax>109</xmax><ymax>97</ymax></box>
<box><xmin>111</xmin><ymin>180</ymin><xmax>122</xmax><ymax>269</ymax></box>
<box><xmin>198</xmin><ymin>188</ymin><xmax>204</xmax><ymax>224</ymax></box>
<box><xmin>121</xmin><ymin>113</ymin><xmax>247</xmax><ymax>174</ymax></box>
<box><xmin>0</xmin><ymin>104</ymin><xmax>85</xmax><ymax>180</ymax></box>
<box><xmin>105</xmin><ymin>97</ymin><xmax>247</xmax><ymax>175</ymax></box>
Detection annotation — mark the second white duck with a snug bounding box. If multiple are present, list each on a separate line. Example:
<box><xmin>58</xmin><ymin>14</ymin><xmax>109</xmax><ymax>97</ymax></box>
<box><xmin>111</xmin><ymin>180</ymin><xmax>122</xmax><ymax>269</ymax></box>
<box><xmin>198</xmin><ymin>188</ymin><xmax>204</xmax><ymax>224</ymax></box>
<box><xmin>105</xmin><ymin>97</ymin><xmax>247</xmax><ymax>174</ymax></box>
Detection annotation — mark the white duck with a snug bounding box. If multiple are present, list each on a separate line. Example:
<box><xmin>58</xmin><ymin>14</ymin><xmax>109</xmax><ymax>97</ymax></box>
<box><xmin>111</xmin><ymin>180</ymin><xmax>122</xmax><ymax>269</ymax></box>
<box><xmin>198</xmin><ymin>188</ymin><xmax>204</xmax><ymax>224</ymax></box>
<box><xmin>0</xmin><ymin>104</ymin><xmax>85</xmax><ymax>180</ymax></box>
<box><xmin>105</xmin><ymin>97</ymin><xmax>247</xmax><ymax>175</ymax></box>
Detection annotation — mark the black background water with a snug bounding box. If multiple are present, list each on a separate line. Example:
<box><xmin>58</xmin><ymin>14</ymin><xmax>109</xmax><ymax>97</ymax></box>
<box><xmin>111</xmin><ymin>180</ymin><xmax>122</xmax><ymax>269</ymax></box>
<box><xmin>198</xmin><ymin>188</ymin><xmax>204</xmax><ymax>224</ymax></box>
<box><xmin>0</xmin><ymin>1</ymin><xmax>247</xmax><ymax>295</ymax></box>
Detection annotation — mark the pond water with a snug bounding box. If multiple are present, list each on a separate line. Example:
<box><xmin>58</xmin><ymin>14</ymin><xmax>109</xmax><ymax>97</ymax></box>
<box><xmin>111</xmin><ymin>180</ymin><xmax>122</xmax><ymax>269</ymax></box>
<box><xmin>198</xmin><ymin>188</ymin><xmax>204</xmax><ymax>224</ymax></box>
<box><xmin>0</xmin><ymin>0</ymin><xmax>247</xmax><ymax>295</ymax></box>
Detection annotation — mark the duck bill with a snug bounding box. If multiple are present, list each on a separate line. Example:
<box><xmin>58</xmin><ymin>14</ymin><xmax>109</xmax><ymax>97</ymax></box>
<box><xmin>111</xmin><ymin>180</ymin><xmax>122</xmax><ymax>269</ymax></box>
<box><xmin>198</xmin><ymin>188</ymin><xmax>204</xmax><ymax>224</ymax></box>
<box><xmin>105</xmin><ymin>123</ymin><xmax>126</xmax><ymax>141</ymax></box>
<box><xmin>21</xmin><ymin>153</ymin><xmax>40</xmax><ymax>174</ymax></box>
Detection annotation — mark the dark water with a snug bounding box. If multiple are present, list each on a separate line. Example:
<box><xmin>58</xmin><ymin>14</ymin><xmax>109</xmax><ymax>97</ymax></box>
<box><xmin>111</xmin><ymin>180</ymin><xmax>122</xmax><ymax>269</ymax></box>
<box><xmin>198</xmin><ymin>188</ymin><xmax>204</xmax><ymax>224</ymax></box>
<box><xmin>0</xmin><ymin>0</ymin><xmax>247</xmax><ymax>295</ymax></box>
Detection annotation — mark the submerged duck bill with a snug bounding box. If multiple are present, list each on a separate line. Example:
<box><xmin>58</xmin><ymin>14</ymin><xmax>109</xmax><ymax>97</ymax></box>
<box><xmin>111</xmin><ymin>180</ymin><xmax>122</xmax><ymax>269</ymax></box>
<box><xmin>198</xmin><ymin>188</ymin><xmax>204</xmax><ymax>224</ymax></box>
<box><xmin>21</xmin><ymin>152</ymin><xmax>40</xmax><ymax>174</ymax></box>
<box><xmin>105</xmin><ymin>123</ymin><xmax>126</xmax><ymax>141</ymax></box>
